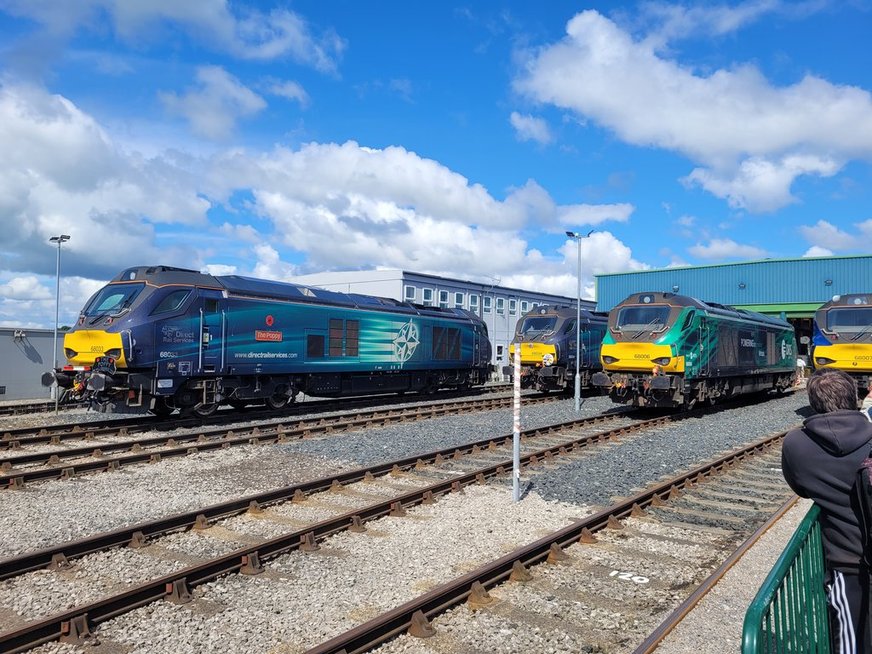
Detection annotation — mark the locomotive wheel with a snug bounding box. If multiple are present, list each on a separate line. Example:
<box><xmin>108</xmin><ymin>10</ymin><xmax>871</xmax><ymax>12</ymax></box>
<box><xmin>184</xmin><ymin>402</ymin><xmax>219</xmax><ymax>418</ymax></box>
<box><xmin>149</xmin><ymin>399</ymin><xmax>173</xmax><ymax>418</ymax></box>
<box><xmin>266</xmin><ymin>394</ymin><xmax>290</xmax><ymax>410</ymax></box>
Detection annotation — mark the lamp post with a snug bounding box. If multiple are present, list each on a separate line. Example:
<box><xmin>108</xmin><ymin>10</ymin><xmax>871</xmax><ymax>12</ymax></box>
<box><xmin>50</xmin><ymin>234</ymin><xmax>70</xmax><ymax>412</ymax></box>
<box><xmin>566</xmin><ymin>230</ymin><xmax>594</xmax><ymax>411</ymax></box>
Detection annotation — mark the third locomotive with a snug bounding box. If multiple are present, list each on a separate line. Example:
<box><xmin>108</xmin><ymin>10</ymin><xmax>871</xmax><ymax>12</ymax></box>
<box><xmin>592</xmin><ymin>292</ymin><xmax>796</xmax><ymax>408</ymax></box>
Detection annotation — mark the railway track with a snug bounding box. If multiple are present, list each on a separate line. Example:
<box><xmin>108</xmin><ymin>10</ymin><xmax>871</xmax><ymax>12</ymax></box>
<box><xmin>0</xmin><ymin>400</ymin><xmax>88</xmax><ymax>417</ymax></box>
<box><xmin>0</xmin><ymin>401</ymin><xmax>793</xmax><ymax>653</ymax></box>
<box><xmin>0</xmin><ymin>384</ymin><xmax>515</xmax><ymax>445</ymax></box>
<box><xmin>0</xmin><ymin>393</ymin><xmax>562</xmax><ymax>488</ymax></box>
<box><xmin>308</xmin><ymin>434</ymin><xmax>793</xmax><ymax>654</ymax></box>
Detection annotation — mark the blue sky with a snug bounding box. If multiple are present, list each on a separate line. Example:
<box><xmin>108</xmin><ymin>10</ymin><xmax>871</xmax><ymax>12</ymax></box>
<box><xmin>1</xmin><ymin>1</ymin><xmax>871</xmax><ymax>328</ymax></box>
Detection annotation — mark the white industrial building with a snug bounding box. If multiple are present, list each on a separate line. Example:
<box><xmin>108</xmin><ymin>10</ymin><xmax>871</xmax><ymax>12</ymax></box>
<box><xmin>292</xmin><ymin>269</ymin><xmax>595</xmax><ymax>375</ymax></box>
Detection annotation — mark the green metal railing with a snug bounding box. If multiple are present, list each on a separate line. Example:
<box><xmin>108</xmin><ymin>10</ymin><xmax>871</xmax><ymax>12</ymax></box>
<box><xmin>742</xmin><ymin>504</ymin><xmax>830</xmax><ymax>653</ymax></box>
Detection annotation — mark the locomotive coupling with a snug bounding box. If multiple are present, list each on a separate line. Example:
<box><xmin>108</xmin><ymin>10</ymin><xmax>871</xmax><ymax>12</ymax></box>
<box><xmin>41</xmin><ymin>370</ymin><xmax>73</xmax><ymax>389</ymax></box>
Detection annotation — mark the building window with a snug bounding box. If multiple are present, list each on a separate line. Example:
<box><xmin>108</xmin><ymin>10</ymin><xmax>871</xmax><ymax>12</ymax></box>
<box><xmin>521</xmin><ymin>300</ymin><xmax>529</xmax><ymax>314</ymax></box>
<box><xmin>509</xmin><ymin>298</ymin><xmax>517</xmax><ymax>315</ymax></box>
<box><xmin>404</xmin><ymin>285</ymin><xmax>416</xmax><ymax>302</ymax></box>
<box><xmin>483</xmin><ymin>296</ymin><xmax>492</xmax><ymax>313</ymax></box>
<box><xmin>469</xmin><ymin>295</ymin><xmax>479</xmax><ymax>312</ymax></box>
<box><xmin>496</xmin><ymin>344</ymin><xmax>504</xmax><ymax>361</ymax></box>
<box><xmin>422</xmin><ymin>288</ymin><xmax>434</xmax><ymax>306</ymax></box>
<box><xmin>438</xmin><ymin>290</ymin><xmax>449</xmax><ymax>308</ymax></box>
<box><xmin>531</xmin><ymin>302</ymin><xmax>539</xmax><ymax>310</ymax></box>
<box><xmin>454</xmin><ymin>292</ymin><xmax>465</xmax><ymax>308</ymax></box>
<box><xmin>496</xmin><ymin>297</ymin><xmax>505</xmax><ymax>315</ymax></box>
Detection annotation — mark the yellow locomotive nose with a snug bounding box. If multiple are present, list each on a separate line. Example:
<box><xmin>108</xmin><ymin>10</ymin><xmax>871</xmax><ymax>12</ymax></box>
<box><xmin>600</xmin><ymin>342</ymin><xmax>684</xmax><ymax>373</ymax></box>
<box><xmin>62</xmin><ymin>330</ymin><xmax>127</xmax><ymax>367</ymax></box>
<box><xmin>813</xmin><ymin>343</ymin><xmax>872</xmax><ymax>371</ymax></box>
<box><xmin>509</xmin><ymin>342</ymin><xmax>558</xmax><ymax>366</ymax></box>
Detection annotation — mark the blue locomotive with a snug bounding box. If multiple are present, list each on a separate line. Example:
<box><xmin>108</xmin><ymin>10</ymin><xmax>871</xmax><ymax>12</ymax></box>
<box><xmin>44</xmin><ymin>266</ymin><xmax>493</xmax><ymax>416</ymax></box>
<box><xmin>504</xmin><ymin>305</ymin><xmax>608</xmax><ymax>392</ymax></box>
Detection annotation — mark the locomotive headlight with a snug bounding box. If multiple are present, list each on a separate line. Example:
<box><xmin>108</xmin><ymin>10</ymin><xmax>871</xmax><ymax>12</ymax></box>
<box><xmin>542</xmin><ymin>353</ymin><xmax>554</xmax><ymax>366</ymax></box>
<box><xmin>815</xmin><ymin>357</ymin><xmax>836</xmax><ymax>365</ymax></box>
<box><xmin>602</xmin><ymin>356</ymin><xmax>618</xmax><ymax>364</ymax></box>
<box><xmin>651</xmin><ymin>357</ymin><xmax>671</xmax><ymax>365</ymax></box>
<box><xmin>105</xmin><ymin>348</ymin><xmax>122</xmax><ymax>358</ymax></box>
<box><xmin>64</xmin><ymin>348</ymin><xmax>78</xmax><ymax>359</ymax></box>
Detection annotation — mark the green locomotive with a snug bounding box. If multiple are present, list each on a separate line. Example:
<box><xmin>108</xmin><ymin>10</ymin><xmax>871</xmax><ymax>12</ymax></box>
<box><xmin>591</xmin><ymin>292</ymin><xmax>797</xmax><ymax>408</ymax></box>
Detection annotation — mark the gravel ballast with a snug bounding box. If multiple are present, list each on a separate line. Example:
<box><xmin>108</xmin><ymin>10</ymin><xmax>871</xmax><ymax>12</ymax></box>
<box><xmin>4</xmin><ymin>390</ymin><xmax>811</xmax><ymax>653</ymax></box>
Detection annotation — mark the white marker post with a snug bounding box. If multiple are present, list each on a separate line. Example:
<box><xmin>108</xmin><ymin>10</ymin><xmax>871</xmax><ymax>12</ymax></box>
<box><xmin>512</xmin><ymin>341</ymin><xmax>521</xmax><ymax>502</ymax></box>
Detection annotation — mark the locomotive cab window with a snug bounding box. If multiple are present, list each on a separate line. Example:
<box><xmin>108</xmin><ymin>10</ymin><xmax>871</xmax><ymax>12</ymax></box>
<box><xmin>519</xmin><ymin>316</ymin><xmax>556</xmax><ymax>334</ymax></box>
<box><xmin>615</xmin><ymin>306</ymin><xmax>670</xmax><ymax>331</ymax></box>
<box><xmin>84</xmin><ymin>283</ymin><xmax>145</xmax><ymax>318</ymax></box>
<box><xmin>826</xmin><ymin>308</ymin><xmax>872</xmax><ymax>333</ymax></box>
<box><xmin>151</xmin><ymin>290</ymin><xmax>191</xmax><ymax>315</ymax></box>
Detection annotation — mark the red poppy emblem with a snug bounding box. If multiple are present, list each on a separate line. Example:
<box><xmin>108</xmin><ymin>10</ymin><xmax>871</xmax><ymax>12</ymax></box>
<box><xmin>265</xmin><ymin>315</ymin><xmax>274</xmax><ymax>327</ymax></box>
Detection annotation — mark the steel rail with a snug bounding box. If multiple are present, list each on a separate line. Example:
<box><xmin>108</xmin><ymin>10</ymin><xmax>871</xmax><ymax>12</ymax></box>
<box><xmin>0</xmin><ymin>412</ymin><xmax>631</xmax><ymax>580</ymax></box>
<box><xmin>0</xmin><ymin>386</ymin><xmax>514</xmax><ymax>447</ymax></box>
<box><xmin>630</xmin><ymin>494</ymin><xmax>800</xmax><ymax>654</ymax></box>
<box><xmin>0</xmin><ymin>396</ymin><xmax>558</xmax><ymax>487</ymax></box>
<box><xmin>0</xmin><ymin>411</ymin><xmax>667</xmax><ymax>654</ymax></box>
<box><xmin>303</xmin><ymin>431</ymin><xmax>786</xmax><ymax>654</ymax></box>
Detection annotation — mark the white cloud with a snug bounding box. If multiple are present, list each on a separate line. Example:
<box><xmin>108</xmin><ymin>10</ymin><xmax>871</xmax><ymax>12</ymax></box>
<box><xmin>0</xmin><ymin>85</ymin><xmax>650</xmax><ymax>327</ymax></box>
<box><xmin>557</xmin><ymin>203</ymin><xmax>633</xmax><ymax>226</ymax></box>
<box><xmin>0</xmin><ymin>275</ymin><xmax>52</xmax><ymax>300</ymax></box>
<box><xmin>803</xmin><ymin>246</ymin><xmax>834</xmax><ymax>257</ymax></box>
<box><xmin>688</xmin><ymin>238</ymin><xmax>767</xmax><ymax>260</ymax></box>
<box><xmin>268</xmin><ymin>80</ymin><xmax>310</xmax><ymax>108</ymax></box>
<box><xmin>683</xmin><ymin>154</ymin><xmax>840</xmax><ymax>212</ymax></box>
<box><xmin>0</xmin><ymin>83</ymin><xmax>210</xmax><ymax>284</ymax></box>
<box><xmin>635</xmin><ymin>1</ymin><xmax>818</xmax><ymax>48</ymax></box>
<box><xmin>218</xmin><ymin>222</ymin><xmax>262</xmax><ymax>243</ymax></box>
<box><xmin>251</xmin><ymin>243</ymin><xmax>298</xmax><ymax>282</ymax></box>
<box><xmin>160</xmin><ymin>66</ymin><xmax>266</xmax><ymax>140</ymax></box>
<box><xmin>202</xmin><ymin>263</ymin><xmax>237</xmax><ymax>276</ymax></box>
<box><xmin>798</xmin><ymin>219</ymin><xmax>859</xmax><ymax>251</ymax></box>
<box><xmin>514</xmin><ymin>9</ymin><xmax>872</xmax><ymax>212</ymax></box>
<box><xmin>509</xmin><ymin>111</ymin><xmax>553</xmax><ymax>145</ymax></box>
<box><xmin>0</xmin><ymin>0</ymin><xmax>345</xmax><ymax>71</ymax></box>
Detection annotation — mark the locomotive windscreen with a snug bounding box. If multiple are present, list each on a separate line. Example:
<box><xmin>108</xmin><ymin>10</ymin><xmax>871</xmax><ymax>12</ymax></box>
<box><xmin>615</xmin><ymin>305</ymin><xmax>670</xmax><ymax>331</ymax></box>
<box><xmin>83</xmin><ymin>283</ymin><xmax>145</xmax><ymax>317</ymax></box>
<box><xmin>826</xmin><ymin>307</ymin><xmax>872</xmax><ymax>333</ymax></box>
<box><xmin>518</xmin><ymin>316</ymin><xmax>557</xmax><ymax>334</ymax></box>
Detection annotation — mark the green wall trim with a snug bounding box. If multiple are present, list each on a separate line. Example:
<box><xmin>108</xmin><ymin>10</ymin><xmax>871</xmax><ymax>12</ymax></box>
<box><xmin>733</xmin><ymin>303</ymin><xmax>822</xmax><ymax>318</ymax></box>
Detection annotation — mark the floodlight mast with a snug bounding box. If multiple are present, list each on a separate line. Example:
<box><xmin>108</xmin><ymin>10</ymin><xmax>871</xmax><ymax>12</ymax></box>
<box><xmin>565</xmin><ymin>230</ymin><xmax>594</xmax><ymax>412</ymax></box>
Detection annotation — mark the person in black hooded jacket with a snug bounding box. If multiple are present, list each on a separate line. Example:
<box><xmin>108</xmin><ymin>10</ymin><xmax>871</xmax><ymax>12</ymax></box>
<box><xmin>782</xmin><ymin>368</ymin><xmax>872</xmax><ymax>654</ymax></box>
